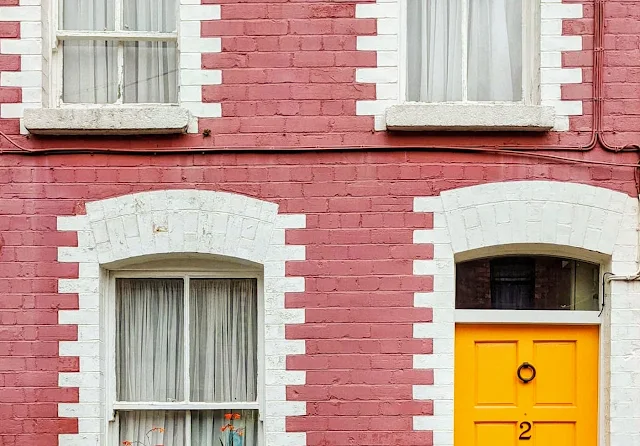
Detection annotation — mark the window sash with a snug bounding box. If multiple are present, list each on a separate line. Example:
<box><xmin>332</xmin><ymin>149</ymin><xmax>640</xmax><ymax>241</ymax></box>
<box><xmin>403</xmin><ymin>0</ymin><xmax>538</xmax><ymax>105</ymax></box>
<box><xmin>107</xmin><ymin>271</ymin><xmax>264</xmax><ymax>424</ymax></box>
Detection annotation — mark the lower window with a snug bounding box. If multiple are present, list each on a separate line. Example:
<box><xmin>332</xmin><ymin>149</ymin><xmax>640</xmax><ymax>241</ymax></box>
<box><xmin>112</xmin><ymin>276</ymin><xmax>259</xmax><ymax>446</ymax></box>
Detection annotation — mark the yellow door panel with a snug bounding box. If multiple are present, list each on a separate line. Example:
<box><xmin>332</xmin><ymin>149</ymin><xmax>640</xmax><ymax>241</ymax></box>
<box><xmin>476</xmin><ymin>423</ymin><xmax>518</xmax><ymax>446</ymax></box>
<box><xmin>532</xmin><ymin>341</ymin><xmax>577</xmax><ymax>405</ymax></box>
<box><xmin>455</xmin><ymin>325</ymin><xmax>598</xmax><ymax>446</ymax></box>
<box><xmin>532</xmin><ymin>422</ymin><xmax>575</xmax><ymax>445</ymax></box>
<box><xmin>475</xmin><ymin>341</ymin><xmax>519</xmax><ymax>406</ymax></box>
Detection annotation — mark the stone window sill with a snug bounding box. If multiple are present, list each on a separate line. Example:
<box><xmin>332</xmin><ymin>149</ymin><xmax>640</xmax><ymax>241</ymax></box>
<box><xmin>24</xmin><ymin>106</ymin><xmax>190</xmax><ymax>135</ymax></box>
<box><xmin>385</xmin><ymin>103</ymin><xmax>555</xmax><ymax>132</ymax></box>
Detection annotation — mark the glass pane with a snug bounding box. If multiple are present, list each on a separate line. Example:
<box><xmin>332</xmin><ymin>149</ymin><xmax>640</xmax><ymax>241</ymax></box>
<box><xmin>468</xmin><ymin>0</ymin><xmax>522</xmax><ymax>101</ymax></box>
<box><xmin>124</xmin><ymin>41</ymin><xmax>178</xmax><ymax>103</ymax></box>
<box><xmin>63</xmin><ymin>41</ymin><xmax>118</xmax><ymax>104</ymax></box>
<box><xmin>456</xmin><ymin>256</ymin><xmax>600</xmax><ymax>311</ymax></box>
<box><xmin>406</xmin><ymin>0</ymin><xmax>462</xmax><ymax>102</ymax></box>
<box><xmin>119</xmin><ymin>411</ymin><xmax>185</xmax><ymax>445</ymax></box>
<box><xmin>116</xmin><ymin>279</ymin><xmax>184</xmax><ymax>402</ymax></box>
<box><xmin>190</xmin><ymin>279</ymin><xmax>258</xmax><ymax>402</ymax></box>
<box><xmin>60</xmin><ymin>0</ymin><xmax>114</xmax><ymax>31</ymax></box>
<box><xmin>192</xmin><ymin>410</ymin><xmax>259</xmax><ymax>446</ymax></box>
<box><xmin>124</xmin><ymin>0</ymin><xmax>177</xmax><ymax>32</ymax></box>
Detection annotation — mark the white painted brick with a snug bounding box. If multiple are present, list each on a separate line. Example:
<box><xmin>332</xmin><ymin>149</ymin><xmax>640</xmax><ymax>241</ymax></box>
<box><xmin>542</xmin><ymin>100</ymin><xmax>583</xmax><ymax>115</ymax></box>
<box><xmin>181</xmin><ymin>101</ymin><xmax>221</xmax><ymax>118</ymax></box>
<box><xmin>180</xmin><ymin>20</ymin><xmax>201</xmax><ymax>37</ymax></box>
<box><xmin>541</xmin><ymin>84</ymin><xmax>561</xmax><ymax>100</ymax></box>
<box><xmin>356</xmin><ymin>99</ymin><xmax>397</xmax><ymax>116</ymax></box>
<box><xmin>180</xmin><ymin>52</ymin><xmax>202</xmax><ymax>69</ymax></box>
<box><xmin>19</xmin><ymin>0</ymin><xmax>42</xmax><ymax>4</ymax></box>
<box><xmin>1</xmin><ymin>70</ymin><xmax>41</xmax><ymax>87</ymax></box>
<box><xmin>180</xmin><ymin>36</ymin><xmax>221</xmax><ymax>53</ymax></box>
<box><xmin>20</xmin><ymin>21</ymin><xmax>41</xmax><ymax>38</ymax></box>
<box><xmin>275</xmin><ymin>214</ymin><xmax>306</xmax><ymax>229</ymax></box>
<box><xmin>541</xmin><ymin>35</ymin><xmax>583</xmax><ymax>52</ymax></box>
<box><xmin>357</xmin><ymin>35</ymin><xmax>397</xmax><ymax>51</ymax></box>
<box><xmin>0</xmin><ymin>5</ymin><xmax>40</xmax><ymax>20</ymax></box>
<box><xmin>540</xmin><ymin>51</ymin><xmax>562</xmax><ymax>68</ymax></box>
<box><xmin>355</xmin><ymin>3</ymin><xmax>398</xmax><ymax>18</ymax></box>
<box><xmin>541</xmin><ymin>67</ymin><xmax>582</xmax><ymax>84</ymax></box>
<box><xmin>376</xmin><ymin>18</ymin><xmax>399</xmax><ymax>34</ymax></box>
<box><xmin>179</xmin><ymin>85</ymin><xmax>202</xmax><ymax>102</ymax></box>
<box><xmin>414</xmin><ymin>415</ymin><xmax>453</xmax><ymax>431</ymax></box>
<box><xmin>0</xmin><ymin>38</ymin><xmax>41</xmax><ymax>54</ymax></box>
<box><xmin>356</xmin><ymin>67</ymin><xmax>397</xmax><ymax>83</ymax></box>
<box><xmin>180</xmin><ymin>4</ymin><xmax>220</xmax><ymax>21</ymax></box>
<box><xmin>541</xmin><ymin>3</ymin><xmax>583</xmax><ymax>19</ymax></box>
<box><xmin>541</xmin><ymin>19</ymin><xmax>563</xmax><ymax>35</ymax></box>
<box><xmin>377</xmin><ymin>51</ymin><xmax>398</xmax><ymax>67</ymax></box>
<box><xmin>181</xmin><ymin>69</ymin><xmax>222</xmax><ymax>86</ymax></box>
<box><xmin>59</xmin><ymin>434</ymin><xmax>100</xmax><ymax>446</ymax></box>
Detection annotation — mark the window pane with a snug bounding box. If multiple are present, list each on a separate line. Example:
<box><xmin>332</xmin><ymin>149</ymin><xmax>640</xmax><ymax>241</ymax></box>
<box><xmin>192</xmin><ymin>410</ymin><xmax>259</xmax><ymax>446</ymax></box>
<box><xmin>123</xmin><ymin>0</ymin><xmax>177</xmax><ymax>32</ymax></box>
<box><xmin>456</xmin><ymin>256</ymin><xmax>600</xmax><ymax>311</ymax></box>
<box><xmin>124</xmin><ymin>41</ymin><xmax>178</xmax><ymax>103</ymax></box>
<box><xmin>117</xmin><ymin>279</ymin><xmax>184</xmax><ymax>402</ymax></box>
<box><xmin>119</xmin><ymin>411</ymin><xmax>185</xmax><ymax>445</ymax></box>
<box><xmin>406</xmin><ymin>0</ymin><xmax>462</xmax><ymax>102</ymax></box>
<box><xmin>63</xmin><ymin>41</ymin><xmax>117</xmax><ymax>104</ymax></box>
<box><xmin>190</xmin><ymin>279</ymin><xmax>258</xmax><ymax>402</ymax></box>
<box><xmin>468</xmin><ymin>0</ymin><xmax>522</xmax><ymax>101</ymax></box>
<box><xmin>60</xmin><ymin>0</ymin><xmax>114</xmax><ymax>31</ymax></box>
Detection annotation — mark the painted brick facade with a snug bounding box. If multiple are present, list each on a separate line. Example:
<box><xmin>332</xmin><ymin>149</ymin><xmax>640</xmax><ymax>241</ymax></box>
<box><xmin>1</xmin><ymin>1</ymin><xmax>640</xmax><ymax>446</ymax></box>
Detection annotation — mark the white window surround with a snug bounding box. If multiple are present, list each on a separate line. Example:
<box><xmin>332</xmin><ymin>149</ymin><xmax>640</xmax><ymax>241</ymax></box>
<box><xmin>5</xmin><ymin>0</ymin><xmax>222</xmax><ymax>135</ymax></box>
<box><xmin>411</xmin><ymin>180</ymin><xmax>639</xmax><ymax>445</ymax></box>
<box><xmin>56</xmin><ymin>189</ymin><xmax>307</xmax><ymax>446</ymax></box>
<box><xmin>355</xmin><ymin>0</ymin><xmax>584</xmax><ymax>132</ymax></box>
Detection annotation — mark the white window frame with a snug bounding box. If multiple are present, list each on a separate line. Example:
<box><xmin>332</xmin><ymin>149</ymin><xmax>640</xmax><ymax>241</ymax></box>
<box><xmin>105</xmin><ymin>269</ymin><xmax>265</xmax><ymax>446</ymax></box>
<box><xmin>51</xmin><ymin>0</ymin><xmax>180</xmax><ymax>108</ymax></box>
<box><xmin>398</xmin><ymin>0</ymin><xmax>541</xmax><ymax>106</ymax></box>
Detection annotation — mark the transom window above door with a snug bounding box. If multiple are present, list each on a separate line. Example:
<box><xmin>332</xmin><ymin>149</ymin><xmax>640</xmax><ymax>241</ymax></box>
<box><xmin>406</xmin><ymin>0</ymin><xmax>533</xmax><ymax>103</ymax></box>
<box><xmin>456</xmin><ymin>256</ymin><xmax>600</xmax><ymax>311</ymax></box>
<box><xmin>57</xmin><ymin>0</ymin><xmax>178</xmax><ymax>105</ymax></box>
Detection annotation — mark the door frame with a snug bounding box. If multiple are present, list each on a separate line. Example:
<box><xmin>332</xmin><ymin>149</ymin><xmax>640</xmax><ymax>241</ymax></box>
<box><xmin>454</xmin><ymin>309</ymin><xmax>604</xmax><ymax>446</ymax></box>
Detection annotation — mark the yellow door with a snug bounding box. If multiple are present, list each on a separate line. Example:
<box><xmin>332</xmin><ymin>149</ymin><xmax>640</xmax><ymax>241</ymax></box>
<box><xmin>455</xmin><ymin>325</ymin><xmax>598</xmax><ymax>446</ymax></box>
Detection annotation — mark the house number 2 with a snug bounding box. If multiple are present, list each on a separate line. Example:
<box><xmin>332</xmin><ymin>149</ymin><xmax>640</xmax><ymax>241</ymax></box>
<box><xmin>519</xmin><ymin>422</ymin><xmax>532</xmax><ymax>440</ymax></box>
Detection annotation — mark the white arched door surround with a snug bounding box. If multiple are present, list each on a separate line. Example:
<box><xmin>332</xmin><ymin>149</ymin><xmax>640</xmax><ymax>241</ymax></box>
<box><xmin>411</xmin><ymin>181</ymin><xmax>639</xmax><ymax>446</ymax></box>
<box><xmin>55</xmin><ymin>190</ymin><xmax>307</xmax><ymax>446</ymax></box>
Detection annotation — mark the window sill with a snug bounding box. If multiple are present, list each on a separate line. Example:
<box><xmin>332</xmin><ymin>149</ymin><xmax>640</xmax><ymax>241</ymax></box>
<box><xmin>24</xmin><ymin>106</ymin><xmax>190</xmax><ymax>135</ymax></box>
<box><xmin>385</xmin><ymin>103</ymin><xmax>555</xmax><ymax>132</ymax></box>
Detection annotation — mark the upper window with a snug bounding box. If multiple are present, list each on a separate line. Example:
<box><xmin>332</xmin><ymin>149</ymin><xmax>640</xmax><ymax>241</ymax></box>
<box><xmin>57</xmin><ymin>0</ymin><xmax>178</xmax><ymax>105</ymax></box>
<box><xmin>406</xmin><ymin>0</ymin><xmax>531</xmax><ymax>103</ymax></box>
<box><xmin>456</xmin><ymin>256</ymin><xmax>600</xmax><ymax>311</ymax></box>
<box><xmin>111</xmin><ymin>276</ymin><xmax>259</xmax><ymax>446</ymax></box>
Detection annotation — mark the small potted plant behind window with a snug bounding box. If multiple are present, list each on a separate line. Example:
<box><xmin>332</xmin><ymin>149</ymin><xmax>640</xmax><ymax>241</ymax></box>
<box><xmin>219</xmin><ymin>413</ymin><xmax>245</xmax><ymax>446</ymax></box>
<box><xmin>122</xmin><ymin>426</ymin><xmax>165</xmax><ymax>446</ymax></box>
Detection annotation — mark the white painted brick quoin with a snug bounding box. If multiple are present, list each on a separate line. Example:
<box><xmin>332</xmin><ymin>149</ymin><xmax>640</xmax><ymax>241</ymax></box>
<box><xmin>355</xmin><ymin>1</ymin><xmax>583</xmax><ymax>131</ymax></box>
<box><xmin>412</xmin><ymin>180</ymin><xmax>640</xmax><ymax>446</ymax></box>
<box><xmin>57</xmin><ymin>190</ymin><xmax>307</xmax><ymax>446</ymax></box>
<box><xmin>0</xmin><ymin>1</ymin><xmax>221</xmax><ymax>133</ymax></box>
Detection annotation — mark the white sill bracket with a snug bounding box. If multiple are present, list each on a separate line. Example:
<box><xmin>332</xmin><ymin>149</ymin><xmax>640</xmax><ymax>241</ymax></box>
<box><xmin>385</xmin><ymin>103</ymin><xmax>555</xmax><ymax>132</ymax></box>
<box><xmin>24</xmin><ymin>106</ymin><xmax>191</xmax><ymax>135</ymax></box>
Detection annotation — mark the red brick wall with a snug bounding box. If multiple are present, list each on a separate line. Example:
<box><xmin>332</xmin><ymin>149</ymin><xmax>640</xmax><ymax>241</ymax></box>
<box><xmin>0</xmin><ymin>151</ymin><xmax>637</xmax><ymax>445</ymax></box>
<box><xmin>1</xmin><ymin>0</ymin><xmax>640</xmax><ymax>444</ymax></box>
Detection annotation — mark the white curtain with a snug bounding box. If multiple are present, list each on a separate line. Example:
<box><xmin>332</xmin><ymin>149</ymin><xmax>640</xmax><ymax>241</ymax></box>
<box><xmin>116</xmin><ymin>278</ymin><xmax>258</xmax><ymax>446</ymax></box>
<box><xmin>407</xmin><ymin>0</ymin><xmax>462</xmax><ymax>102</ymax></box>
<box><xmin>123</xmin><ymin>0</ymin><xmax>178</xmax><ymax>103</ymax></box>
<box><xmin>468</xmin><ymin>0</ymin><xmax>522</xmax><ymax>101</ymax></box>
<box><xmin>62</xmin><ymin>0</ymin><xmax>177</xmax><ymax>104</ymax></box>
<box><xmin>190</xmin><ymin>279</ymin><xmax>258</xmax><ymax>446</ymax></box>
<box><xmin>407</xmin><ymin>0</ymin><xmax>521</xmax><ymax>102</ymax></box>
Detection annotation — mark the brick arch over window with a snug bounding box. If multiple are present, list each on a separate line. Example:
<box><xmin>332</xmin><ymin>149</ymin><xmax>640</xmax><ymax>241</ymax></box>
<box><xmin>410</xmin><ymin>181</ymin><xmax>638</xmax><ymax>444</ymax></box>
<box><xmin>55</xmin><ymin>189</ymin><xmax>307</xmax><ymax>446</ymax></box>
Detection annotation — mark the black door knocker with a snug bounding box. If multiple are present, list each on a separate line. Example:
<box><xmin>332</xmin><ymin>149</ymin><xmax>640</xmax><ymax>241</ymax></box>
<box><xmin>517</xmin><ymin>362</ymin><xmax>536</xmax><ymax>384</ymax></box>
